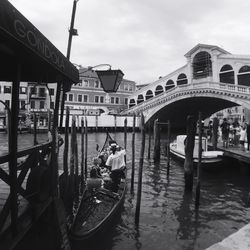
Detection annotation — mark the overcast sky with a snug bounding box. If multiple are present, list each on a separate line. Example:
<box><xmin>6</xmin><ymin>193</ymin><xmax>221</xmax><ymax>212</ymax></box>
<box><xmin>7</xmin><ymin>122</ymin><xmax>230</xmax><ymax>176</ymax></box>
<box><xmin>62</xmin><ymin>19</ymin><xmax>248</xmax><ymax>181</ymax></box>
<box><xmin>9</xmin><ymin>0</ymin><xmax>250</xmax><ymax>84</ymax></box>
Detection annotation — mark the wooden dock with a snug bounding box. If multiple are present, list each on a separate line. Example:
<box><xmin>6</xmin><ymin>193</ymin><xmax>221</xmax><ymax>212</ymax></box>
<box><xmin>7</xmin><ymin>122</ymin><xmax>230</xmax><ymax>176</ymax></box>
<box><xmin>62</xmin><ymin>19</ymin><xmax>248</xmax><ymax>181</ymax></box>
<box><xmin>210</xmin><ymin>142</ymin><xmax>250</xmax><ymax>165</ymax></box>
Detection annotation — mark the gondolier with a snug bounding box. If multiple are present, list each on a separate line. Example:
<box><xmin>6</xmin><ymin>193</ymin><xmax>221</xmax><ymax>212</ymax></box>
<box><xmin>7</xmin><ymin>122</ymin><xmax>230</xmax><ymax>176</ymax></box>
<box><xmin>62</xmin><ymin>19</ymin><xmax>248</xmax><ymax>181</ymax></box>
<box><xmin>105</xmin><ymin>143</ymin><xmax>126</xmax><ymax>192</ymax></box>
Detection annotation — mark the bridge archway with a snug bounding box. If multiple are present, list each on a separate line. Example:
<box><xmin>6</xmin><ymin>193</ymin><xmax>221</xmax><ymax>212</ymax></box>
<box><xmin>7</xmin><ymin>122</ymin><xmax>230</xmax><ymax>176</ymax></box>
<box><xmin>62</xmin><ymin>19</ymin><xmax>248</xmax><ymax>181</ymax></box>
<box><xmin>177</xmin><ymin>73</ymin><xmax>188</xmax><ymax>85</ymax></box>
<box><xmin>137</xmin><ymin>94</ymin><xmax>144</xmax><ymax>104</ymax></box>
<box><xmin>219</xmin><ymin>64</ymin><xmax>234</xmax><ymax>84</ymax></box>
<box><xmin>129</xmin><ymin>99</ymin><xmax>136</xmax><ymax>108</ymax></box>
<box><xmin>165</xmin><ymin>79</ymin><xmax>175</xmax><ymax>91</ymax></box>
<box><xmin>145</xmin><ymin>90</ymin><xmax>153</xmax><ymax>100</ymax></box>
<box><xmin>238</xmin><ymin>65</ymin><xmax>250</xmax><ymax>86</ymax></box>
<box><xmin>155</xmin><ymin>85</ymin><xmax>164</xmax><ymax>95</ymax></box>
<box><xmin>192</xmin><ymin>51</ymin><xmax>212</xmax><ymax>79</ymax></box>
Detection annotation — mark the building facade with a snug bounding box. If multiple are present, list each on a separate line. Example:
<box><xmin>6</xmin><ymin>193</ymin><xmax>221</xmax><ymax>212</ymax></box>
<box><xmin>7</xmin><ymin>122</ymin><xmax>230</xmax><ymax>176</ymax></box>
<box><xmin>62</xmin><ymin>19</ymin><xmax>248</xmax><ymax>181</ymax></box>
<box><xmin>0</xmin><ymin>82</ymin><xmax>56</xmax><ymax>130</ymax></box>
<box><xmin>64</xmin><ymin>67</ymin><xmax>136</xmax><ymax>115</ymax></box>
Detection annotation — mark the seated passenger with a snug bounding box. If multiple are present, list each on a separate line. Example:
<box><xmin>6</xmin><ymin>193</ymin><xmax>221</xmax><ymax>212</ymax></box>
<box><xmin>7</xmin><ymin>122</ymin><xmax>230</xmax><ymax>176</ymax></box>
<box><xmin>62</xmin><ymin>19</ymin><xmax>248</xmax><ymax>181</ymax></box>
<box><xmin>86</xmin><ymin>168</ymin><xmax>103</xmax><ymax>192</ymax></box>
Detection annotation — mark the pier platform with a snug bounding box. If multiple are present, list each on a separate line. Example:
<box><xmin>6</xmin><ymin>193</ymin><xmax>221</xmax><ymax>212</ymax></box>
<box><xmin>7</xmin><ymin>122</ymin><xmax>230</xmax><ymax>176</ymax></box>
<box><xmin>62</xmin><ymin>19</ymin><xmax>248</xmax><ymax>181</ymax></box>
<box><xmin>206</xmin><ymin>223</ymin><xmax>250</xmax><ymax>250</ymax></box>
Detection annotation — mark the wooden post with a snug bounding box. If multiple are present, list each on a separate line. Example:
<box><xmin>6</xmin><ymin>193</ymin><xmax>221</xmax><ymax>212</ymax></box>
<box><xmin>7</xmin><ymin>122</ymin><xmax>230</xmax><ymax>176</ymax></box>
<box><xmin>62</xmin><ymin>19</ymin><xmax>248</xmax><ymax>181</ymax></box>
<box><xmin>124</xmin><ymin>117</ymin><xmax>127</xmax><ymax>149</ymax></box>
<box><xmin>63</xmin><ymin>107</ymin><xmax>69</xmax><ymax>177</ymax></box>
<box><xmin>95</xmin><ymin>115</ymin><xmax>98</xmax><ymax>132</ymax></box>
<box><xmin>131</xmin><ymin>113</ymin><xmax>136</xmax><ymax>193</ymax></box>
<box><xmin>84</xmin><ymin>117</ymin><xmax>88</xmax><ymax>178</ymax></box>
<box><xmin>47</xmin><ymin>108</ymin><xmax>51</xmax><ymax>132</ymax></box>
<box><xmin>212</xmin><ymin>117</ymin><xmax>219</xmax><ymax>150</ymax></box>
<box><xmin>114</xmin><ymin>115</ymin><xmax>117</xmax><ymax>133</ymax></box>
<box><xmin>147</xmin><ymin>121</ymin><xmax>151</xmax><ymax>159</ymax></box>
<box><xmin>184</xmin><ymin>115</ymin><xmax>196</xmax><ymax>191</ymax></box>
<box><xmin>153</xmin><ymin>119</ymin><xmax>160</xmax><ymax>163</ymax></box>
<box><xmin>50</xmin><ymin>81</ymin><xmax>61</xmax><ymax>197</ymax></box>
<box><xmin>74</xmin><ymin>125</ymin><xmax>79</xmax><ymax>196</ymax></box>
<box><xmin>81</xmin><ymin>118</ymin><xmax>85</xmax><ymax>185</ymax></box>
<box><xmin>135</xmin><ymin>113</ymin><xmax>145</xmax><ymax>225</ymax></box>
<box><xmin>166</xmin><ymin>120</ymin><xmax>171</xmax><ymax>176</ymax></box>
<box><xmin>9</xmin><ymin>62</ymin><xmax>21</xmax><ymax>236</ymax></box>
<box><xmin>70</xmin><ymin>116</ymin><xmax>76</xmax><ymax>196</ymax></box>
<box><xmin>195</xmin><ymin>112</ymin><xmax>202</xmax><ymax>208</ymax></box>
<box><xmin>33</xmin><ymin>112</ymin><xmax>38</xmax><ymax>145</ymax></box>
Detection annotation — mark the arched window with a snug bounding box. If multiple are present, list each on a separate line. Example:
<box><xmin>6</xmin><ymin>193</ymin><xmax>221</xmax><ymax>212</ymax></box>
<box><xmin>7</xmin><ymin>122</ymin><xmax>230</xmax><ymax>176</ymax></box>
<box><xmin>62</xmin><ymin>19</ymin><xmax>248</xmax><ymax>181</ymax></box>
<box><xmin>129</xmin><ymin>99</ymin><xmax>136</xmax><ymax>108</ymax></box>
<box><xmin>219</xmin><ymin>64</ymin><xmax>234</xmax><ymax>84</ymax></box>
<box><xmin>238</xmin><ymin>65</ymin><xmax>250</xmax><ymax>86</ymax></box>
<box><xmin>145</xmin><ymin>90</ymin><xmax>153</xmax><ymax>100</ymax></box>
<box><xmin>137</xmin><ymin>94</ymin><xmax>144</xmax><ymax>104</ymax></box>
<box><xmin>177</xmin><ymin>73</ymin><xmax>188</xmax><ymax>86</ymax></box>
<box><xmin>193</xmin><ymin>51</ymin><xmax>212</xmax><ymax>79</ymax></box>
<box><xmin>155</xmin><ymin>85</ymin><xmax>164</xmax><ymax>95</ymax></box>
<box><xmin>165</xmin><ymin>79</ymin><xmax>175</xmax><ymax>91</ymax></box>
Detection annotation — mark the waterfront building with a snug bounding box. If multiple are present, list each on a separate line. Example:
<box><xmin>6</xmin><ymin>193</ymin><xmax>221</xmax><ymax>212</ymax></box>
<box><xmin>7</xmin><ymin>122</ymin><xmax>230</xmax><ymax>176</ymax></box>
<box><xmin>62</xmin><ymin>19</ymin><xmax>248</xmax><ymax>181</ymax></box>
<box><xmin>0</xmin><ymin>81</ymin><xmax>56</xmax><ymax>131</ymax></box>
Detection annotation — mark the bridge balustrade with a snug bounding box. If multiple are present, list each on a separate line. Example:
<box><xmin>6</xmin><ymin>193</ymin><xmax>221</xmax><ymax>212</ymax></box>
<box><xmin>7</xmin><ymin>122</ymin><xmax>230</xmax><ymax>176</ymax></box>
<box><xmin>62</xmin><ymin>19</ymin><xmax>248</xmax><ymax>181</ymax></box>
<box><xmin>126</xmin><ymin>82</ymin><xmax>250</xmax><ymax>115</ymax></box>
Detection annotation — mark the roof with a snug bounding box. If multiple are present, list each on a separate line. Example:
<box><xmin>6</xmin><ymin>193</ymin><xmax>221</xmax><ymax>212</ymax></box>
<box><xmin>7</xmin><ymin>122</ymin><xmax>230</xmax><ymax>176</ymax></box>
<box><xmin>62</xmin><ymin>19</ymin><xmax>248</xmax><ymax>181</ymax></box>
<box><xmin>184</xmin><ymin>43</ymin><xmax>231</xmax><ymax>58</ymax></box>
<box><xmin>0</xmin><ymin>0</ymin><xmax>79</xmax><ymax>90</ymax></box>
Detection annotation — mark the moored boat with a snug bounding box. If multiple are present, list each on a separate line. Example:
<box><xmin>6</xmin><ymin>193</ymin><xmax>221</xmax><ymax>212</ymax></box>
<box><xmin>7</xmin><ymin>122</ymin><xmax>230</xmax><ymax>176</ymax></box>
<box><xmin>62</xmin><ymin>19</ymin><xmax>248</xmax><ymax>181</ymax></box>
<box><xmin>69</xmin><ymin>133</ymin><xmax>127</xmax><ymax>241</ymax></box>
<box><xmin>170</xmin><ymin>135</ymin><xmax>224</xmax><ymax>170</ymax></box>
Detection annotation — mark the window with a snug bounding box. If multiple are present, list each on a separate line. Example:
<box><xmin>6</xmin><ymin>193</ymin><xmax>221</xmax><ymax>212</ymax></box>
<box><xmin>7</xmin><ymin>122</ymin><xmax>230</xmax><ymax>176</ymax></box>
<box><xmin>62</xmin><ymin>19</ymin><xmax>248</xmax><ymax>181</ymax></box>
<box><xmin>20</xmin><ymin>100</ymin><xmax>26</xmax><ymax>110</ymax></box>
<box><xmin>95</xmin><ymin>81</ymin><xmax>99</xmax><ymax>88</ymax></box>
<box><xmin>20</xmin><ymin>87</ymin><xmax>27</xmax><ymax>94</ymax></box>
<box><xmin>4</xmin><ymin>86</ymin><xmax>11</xmax><ymax>93</ymax></box>
<box><xmin>78</xmin><ymin>95</ymin><xmax>82</xmax><ymax>102</ymax></box>
<box><xmin>49</xmin><ymin>88</ymin><xmax>54</xmax><ymax>96</ymax></box>
<box><xmin>5</xmin><ymin>100</ymin><xmax>10</xmax><ymax>108</ymax></box>
<box><xmin>50</xmin><ymin>102</ymin><xmax>54</xmax><ymax>109</ymax></box>
<box><xmin>146</xmin><ymin>90</ymin><xmax>153</xmax><ymax>100</ymax></box>
<box><xmin>65</xmin><ymin>94</ymin><xmax>68</xmax><ymax>101</ymax></box>
<box><xmin>69</xmin><ymin>94</ymin><xmax>73</xmax><ymax>101</ymax></box>
<box><xmin>129</xmin><ymin>85</ymin><xmax>133</xmax><ymax>91</ymax></box>
<box><xmin>40</xmin><ymin>101</ymin><xmax>45</xmax><ymax>109</ymax></box>
<box><xmin>125</xmin><ymin>98</ymin><xmax>128</xmax><ymax>105</ymax></box>
<box><xmin>39</xmin><ymin>88</ymin><xmax>46</xmax><ymax>97</ymax></box>
<box><xmin>111</xmin><ymin>97</ymin><xmax>115</xmax><ymax>104</ymax></box>
<box><xmin>30</xmin><ymin>87</ymin><xmax>36</xmax><ymax>95</ymax></box>
<box><xmin>124</xmin><ymin>84</ymin><xmax>128</xmax><ymax>91</ymax></box>
<box><xmin>30</xmin><ymin>100</ymin><xmax>35</xmax><ymax>109</ymax></box>
<box><xmin>83</xmin><ymin>95</ymin><xmax>88</xmax><ymax>102</ymax></box>
<box><xmin>84</xmin><ymin>80</ymin><xmax>89</xmax><ymax>87</ymax></box>
<box><xmin>100</xmin><ymin>96</ymin><xmax>104</xmax><ymax>103</ymax></box>
<box><xmin>155</xmin><ymin>85</ymin><xmax>164</xmax><ymax>95</ymax></box>
<box><xmin>95</xmin><ymin>96</ymin><xmax>99</xmax><ymax>103</ymax></box>
<box><xmin>115</xmin><ymin>97</ymin><xmax>119</xmax><ymax>104</ymax></box>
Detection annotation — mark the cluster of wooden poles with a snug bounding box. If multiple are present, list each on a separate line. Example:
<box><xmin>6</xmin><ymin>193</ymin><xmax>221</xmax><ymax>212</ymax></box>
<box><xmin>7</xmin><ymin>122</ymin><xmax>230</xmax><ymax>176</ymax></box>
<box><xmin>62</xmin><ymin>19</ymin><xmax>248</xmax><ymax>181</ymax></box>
<box><xmin>59</xmin><ymin>109</ymin><xmax>217</xmax><ymax>225</ymax></box>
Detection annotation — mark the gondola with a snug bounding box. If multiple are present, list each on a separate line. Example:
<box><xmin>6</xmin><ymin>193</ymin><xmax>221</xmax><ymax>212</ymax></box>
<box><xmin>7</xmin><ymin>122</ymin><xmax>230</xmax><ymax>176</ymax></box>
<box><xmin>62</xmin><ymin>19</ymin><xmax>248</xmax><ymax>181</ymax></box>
<box><xmin>69</xmin><ymin>132</ymin><xmax>127</xmax><ymax>241</ymax></box>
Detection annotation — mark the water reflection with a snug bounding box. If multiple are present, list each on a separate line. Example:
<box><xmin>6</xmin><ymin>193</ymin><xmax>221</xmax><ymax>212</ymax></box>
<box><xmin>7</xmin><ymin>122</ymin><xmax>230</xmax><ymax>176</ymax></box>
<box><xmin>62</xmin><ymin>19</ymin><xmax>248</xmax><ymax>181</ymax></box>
<box><xmin>0</xmin><ymin>132</ymin><xmax>250</xmax><ymax>250</ymax></box>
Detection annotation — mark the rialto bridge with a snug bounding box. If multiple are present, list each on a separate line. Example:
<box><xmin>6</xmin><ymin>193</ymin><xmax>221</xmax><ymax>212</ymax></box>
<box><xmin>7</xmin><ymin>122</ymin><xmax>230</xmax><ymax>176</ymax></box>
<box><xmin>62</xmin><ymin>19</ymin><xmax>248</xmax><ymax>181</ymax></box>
<box><xmin>123</xmin><ymin>44</ymin><xmax>250</xmax><ymax>127</ymax></box>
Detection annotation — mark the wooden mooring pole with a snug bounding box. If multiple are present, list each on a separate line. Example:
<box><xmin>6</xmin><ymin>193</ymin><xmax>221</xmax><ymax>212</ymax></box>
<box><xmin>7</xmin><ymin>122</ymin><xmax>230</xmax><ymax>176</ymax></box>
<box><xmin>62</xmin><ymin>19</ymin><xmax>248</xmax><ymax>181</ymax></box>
<box><xmin>195</xmin><ymin>112</ymin><xmax>202</xmax><ymax>208</ymax></box>
<box><xmin>166</xmin><ymin>120</ymin><xmax>171</xmax><ymax>176</ymax></box>
<box><xmin>184</xmin><ymin>115</ymin><xmax>196</xmax><ymax>191</ymax></box>
<box><xmin>81</xmin><ymin>117</ymin><xmax>85</xmax><ymax>186</ymax></box>
<box><xmin>212</xmin><ymin>117</ymin><xmax>219</xmax><ymax>150</ymax></box>
<box><xmin>131</xmin><ymin>113</ymin><xmax>136</xmax><ymax>193</ymax></box>
<box><xmin>153</xmin><ymin>119</ymin><xmax>160</xmax><ymax>163</ymax></box>
<box><xmin>33</xmin><ymin>112</ymin><xmax>38</xmax><ymax>145</ymax></box>
<box><xmin>84</xmin><ymin>117</ymin><xmax>88</xmax><ymax>178</ymax></box>
<box><xmin>147</xmin><ymin>121</ymin><xmax>152</xmax><ymax>160</ymax></box>
<box><xmin>135</xmin><ymin>113</ymin><xmax>145</xmax><ymax>225</ymax></box>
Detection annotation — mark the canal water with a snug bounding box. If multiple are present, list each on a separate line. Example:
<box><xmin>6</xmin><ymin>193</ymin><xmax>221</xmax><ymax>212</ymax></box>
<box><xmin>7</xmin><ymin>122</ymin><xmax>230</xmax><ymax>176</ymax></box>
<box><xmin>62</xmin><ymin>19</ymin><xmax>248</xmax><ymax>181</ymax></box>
<box><xmin>0</xmin><ymin>132</ymin><xmax>250</xmax><ymax>250</ymax></box>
